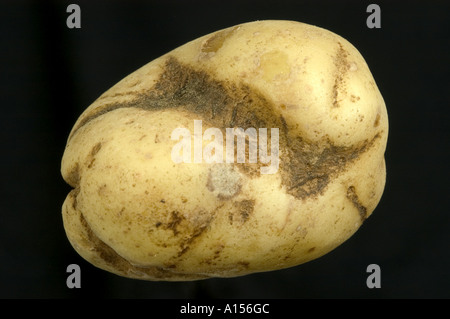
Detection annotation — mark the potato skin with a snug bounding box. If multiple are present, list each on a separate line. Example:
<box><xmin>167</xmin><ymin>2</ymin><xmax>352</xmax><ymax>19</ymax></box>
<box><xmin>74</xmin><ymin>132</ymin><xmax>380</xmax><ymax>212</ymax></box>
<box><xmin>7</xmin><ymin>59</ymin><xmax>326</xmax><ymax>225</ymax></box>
<box><xmin>61</xmin><ymin>20</ymin><xmax>388</xmax><ymax>281</ymax></box>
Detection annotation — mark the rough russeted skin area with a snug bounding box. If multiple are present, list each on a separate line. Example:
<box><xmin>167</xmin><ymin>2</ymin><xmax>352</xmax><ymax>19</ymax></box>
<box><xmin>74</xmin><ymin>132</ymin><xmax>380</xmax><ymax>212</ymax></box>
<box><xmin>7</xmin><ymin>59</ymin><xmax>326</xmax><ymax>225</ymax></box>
<box><xmin>61</xmin><ymin>20</ymin><xmax>388</xmax><ymax>281</ymax></box>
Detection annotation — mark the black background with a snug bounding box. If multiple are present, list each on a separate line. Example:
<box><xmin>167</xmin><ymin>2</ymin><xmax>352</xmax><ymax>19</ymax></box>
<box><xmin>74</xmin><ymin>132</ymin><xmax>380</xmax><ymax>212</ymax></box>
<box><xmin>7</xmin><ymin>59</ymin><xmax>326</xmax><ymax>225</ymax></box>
<box><xmin>1</xmin><ymin>0</ymin><xmax>449</xmax><ymax>299</ymax></box>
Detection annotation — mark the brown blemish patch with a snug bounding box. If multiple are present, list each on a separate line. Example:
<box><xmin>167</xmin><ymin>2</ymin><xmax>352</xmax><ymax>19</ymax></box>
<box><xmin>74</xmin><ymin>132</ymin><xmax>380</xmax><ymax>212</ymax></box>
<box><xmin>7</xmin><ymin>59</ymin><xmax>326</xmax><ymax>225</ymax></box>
<box><xmin>201</xmin><ymin>243</ymin><xmax>225</xmax><ymax>266</ymax></box>
<box><xmin>87</xmin><ymin>142</ymin><xmax>102</xmax><ymax>169</ymax></box>
<box><xmin>238</xmin><ymin>199</ymin><xmax>254</xmax><ymax>222</ymax></box>
<box><xmin>332</xmin><ymin>42</ymin><xmax>350</xmax><ymax>108</ymax></box>
<box><xmin>296</xmin><ymin>225</ymin><xmax>308</xmax><ymax>239</ymax></box>
<box><xmin>77</xmin><ymin>213</ymin><xmax>208</xmax><ymax>280</ymax></box>
<box><xmin>69</xmin><ymin>56</ymin><xmax>382</xmax><ymax>201</ymax></box>
<box><xmin>79</xmin><ymin>213</ymin><xmax>125</xmax><ymax>267</ymax></box>
<box><xmin>283</xmin><ymin>133</ymin><xmax>380</xmax><ymax>199</ymax></box>
<box><xmin>237</xmin><ymin>261</ymin><xmax>250</xmax><ymax>269</ymax></box>
<box><xmin>346</xmin><ymin>185</ymin><xmax>368</xmax><ymax>221</ymax></box>
<box><xmin>166</xmin><ymin>211</ymin><xmax>184</xmax><ymax>236</ymax></box>
<box><xmin>350</xmin><ymin>95</ymin><xmax>360</xmax><ymax>103</ymax></box>
<box><xmin>97</xmin><ymin>184</ymin><xmax>107</xmax><ymax>196</ymax></box>
<box><xmin>214</xmin><ymin>244</ymin><xmax>225</xmax><ymax>258</ymax></box>
<box><xmin>177</xmin><ymin>223</ymin><xmax>210</xmax><ymax>257</ymax></box>
<box><xmin>70</xmin><ymin>187</ymin><xmax>80</xmax><ymax>210</ymax></box>
<box><xmin>199</xmin><ymin>26</ymin><xmax>238</xmax><ymax>59</ymax></box>
<box><xmin>374</xmin><ymin>113</ymin><xmax>381</xmax><ymax>127</ymax></box>
<box><xmin>91</xmin><ymin>142</ymin><xmax>102</xmax><ymax>156</ymax></box>
<box><xmin>155</xmin><ymin>209</ymin><xmax>214</xmax><ymax>258</ymax></box>
<box><xmin>229</xmin><ymin>199</ymin><xmax>255</xmax><ymax>225</ymax></box>
<box><xmin>66</xmin><ymin>163</ymin><xmax>80</xmax><ymax>188</ymax></box>
<box><xmin>117</xmin><ymin>207</ymin><xmax>125</xmax><ymax>217</ymax></box>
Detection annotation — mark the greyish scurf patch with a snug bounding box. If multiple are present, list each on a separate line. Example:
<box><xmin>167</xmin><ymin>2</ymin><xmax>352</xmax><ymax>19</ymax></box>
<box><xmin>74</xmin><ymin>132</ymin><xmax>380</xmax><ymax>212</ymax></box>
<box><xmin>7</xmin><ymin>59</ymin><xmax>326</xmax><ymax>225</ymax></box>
<box><xmin>69</xmin><ymin>56</ymin><xmax>380</xmax><ymax>200</ymax></box>
<box><xmin>332</xmin><ymin>42</ymin><xmax>350</xmax><ymax>108</ymax></box>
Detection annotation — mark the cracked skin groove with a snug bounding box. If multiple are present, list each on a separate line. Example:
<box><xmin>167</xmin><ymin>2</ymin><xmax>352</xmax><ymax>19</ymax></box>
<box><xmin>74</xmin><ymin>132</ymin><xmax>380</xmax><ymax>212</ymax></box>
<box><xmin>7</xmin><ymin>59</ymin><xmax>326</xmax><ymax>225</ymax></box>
<box><xmin>69</xmin><ymin>56</ymin><xmax>380</xmax><ymax>201</ymax></box>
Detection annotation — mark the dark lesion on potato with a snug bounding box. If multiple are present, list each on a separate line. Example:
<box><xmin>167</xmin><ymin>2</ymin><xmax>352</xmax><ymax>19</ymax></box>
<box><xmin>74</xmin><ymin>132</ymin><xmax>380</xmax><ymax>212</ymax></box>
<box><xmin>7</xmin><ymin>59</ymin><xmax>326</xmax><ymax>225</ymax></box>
<box><xmin>70</xmin><ymin>187</ymin><xmax>80</xmax><ymax>210</ymax></box>
<box><xmin>69</xmin><ymin>56</ymin><xmax>381</xmax><ymax>201</ymax></box>
<box><xmin>79</xmin><ymin>213</ymin><xmax>128</xmax><ymax>268</ymax></box>
<box><xmin>87</xmin><ymin>142</ymin><xmax>102</xmax><ymax>169</ymax></box>
<box><xmin>155</xmin><ymin>209</ymin><xmax>213</xmax><ymax>258</ymax></box>
<box><xmin>177</xmin><ymin>223</ymin><xmax>210</xmax><ymax>258</ymax></box>
<box><xmin>374</xmin><ymin>113</ymin><xmax>381</xmax><ymax>127</ymax></box>
<box><xmin>346</xmin><ymin>185</ymin><xmax>368</xmax><ymax>221</ymax></box>
<box><xmin>229</xmin><ymin>199</ymin><xmax>255</xmax><ymax>225</ymax></box>
<box><xmin>332</xmin><ymin>42</ymin><xmax>351</xmax><ymax>108</ymax></box>
<box><xmin>77</xmin><ymin>211</ymin><xmax>208</xmax><ymax>280</ymax></box>
<box><xmin>200</xmin><ymin>26</ymin><xmax>239</xmax><ymax>55</ymax></box>
<box><xmin>166</xmin><ymin>210</ymin><xmax>183</xmax><ymax>236</ymax></box>
<box><xmin>283</xmin><ymin>133</ymin><xmax>380</xmax><ymax>199</ymax></box>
